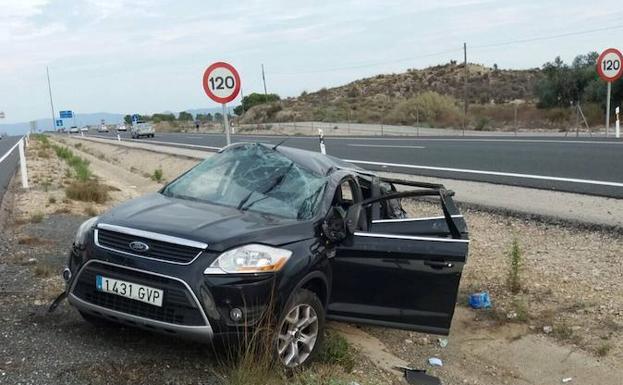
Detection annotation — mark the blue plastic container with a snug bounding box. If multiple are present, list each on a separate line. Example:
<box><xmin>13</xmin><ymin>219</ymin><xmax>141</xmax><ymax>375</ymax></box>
<box><xmin>468</xmin><ymin>291</ymin><xmax>492</xmax><ymax>309</ymax></box>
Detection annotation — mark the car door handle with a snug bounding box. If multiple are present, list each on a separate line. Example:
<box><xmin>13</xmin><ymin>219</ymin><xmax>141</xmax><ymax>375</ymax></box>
<box><xmin>424</xmin><ymin>261</ymin><xmax>454</xmax><ymax>269</ymax></box>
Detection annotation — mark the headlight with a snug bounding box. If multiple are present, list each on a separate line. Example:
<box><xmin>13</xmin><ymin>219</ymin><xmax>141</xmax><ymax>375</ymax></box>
<box><xmin>204</xmin><ymin>244</ymin><xmax>292</xmax><ymax>274</ymax></box>
<box><xmin>74</xmin><ymin>216</ymin><xmax>98</xmax><ymax>249</ymax></box>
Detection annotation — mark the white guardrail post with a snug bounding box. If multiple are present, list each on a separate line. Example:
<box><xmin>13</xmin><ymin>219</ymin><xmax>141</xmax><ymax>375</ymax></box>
<box><xmin>18</xmin><ymin>138</ymin><xmax>29</xmax><ymax>188</ymax></box>
<box><xmin>318</xmin><ymin>129</ymin><xmax>326</xmax><ymax>154</ymax></box>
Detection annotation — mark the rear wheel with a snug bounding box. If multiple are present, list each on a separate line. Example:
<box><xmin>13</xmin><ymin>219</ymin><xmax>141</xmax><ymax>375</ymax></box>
<box><xmin>275</xmin><ymin>289</ymin><xmax>324</xmax><ymax>368</ymax></box>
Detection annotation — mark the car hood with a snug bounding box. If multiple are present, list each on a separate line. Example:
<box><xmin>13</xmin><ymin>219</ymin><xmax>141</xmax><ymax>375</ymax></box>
<box><xmin>97</xmin><ymin>193</ymin><xmax>317</xmax><ymax>251</ymax></box>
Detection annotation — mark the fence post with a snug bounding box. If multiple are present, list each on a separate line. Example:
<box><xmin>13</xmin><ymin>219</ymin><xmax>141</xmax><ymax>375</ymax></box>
<box><xmin>18</xmin><ymin>139</ymin><xmax>29</xmax><ymax>188</ymax></box>
<box><xmin>318</xmin><ymin>129</ymin><xmax>326</xmax><ymax>154</ymax></box>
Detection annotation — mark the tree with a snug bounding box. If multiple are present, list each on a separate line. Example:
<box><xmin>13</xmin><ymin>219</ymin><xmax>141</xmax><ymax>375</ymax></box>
<box><xmin>214</xmin><ymin>112</ymin><xmax>223</xmax><ymax>122</ymax></box>
<box><xmin>239</xmin><ymin>93</ymin><xmax>280</xmax><ymax>113</ymax></box>
<box><xmin>535</xmin><ymin>51</ymin><xmax>622</xmax><ymax>109</ymax></box>
<box><xmin>178</xmin><ymin>111</ymin><xmax>193</xmax><ymax>121</ymax></box>
<box><xmin>123</xmin><ymin>115</ymin><xmax>132</xmax><ymax>125</ymax></box>
<box><xmin>151</xmin><ymin>113</ymin><xmax>175</xmax><ymax>123</ymax></box>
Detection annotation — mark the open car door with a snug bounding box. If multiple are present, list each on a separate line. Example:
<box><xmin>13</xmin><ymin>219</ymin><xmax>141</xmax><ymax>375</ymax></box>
<box><xmin>327</xmin><ymin>179</ymin><xmax>469</xmax><ymax>335</ymax></box>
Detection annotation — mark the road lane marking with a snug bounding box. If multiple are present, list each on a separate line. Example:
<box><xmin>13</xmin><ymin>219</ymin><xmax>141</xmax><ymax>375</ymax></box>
<box><xmin>345</xmin><ymin>159</ymin><xmax>623</xmax><ymax>188</ymax></box>
<box><xmin>347</xmin><ymin>144</ymin><xmax>426</xmax><ymax>149</ymax></box>
<box><xmin>0</xmin><ymin>139</ymin><xmax>21</xmax><ymax>164</ymax></box>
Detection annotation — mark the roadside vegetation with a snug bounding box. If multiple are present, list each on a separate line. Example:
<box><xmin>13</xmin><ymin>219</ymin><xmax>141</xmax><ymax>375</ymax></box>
<box><xmin>30</xmin><ymin>135</ymin><xmax>110</xmax><ymax>204</ymax></box>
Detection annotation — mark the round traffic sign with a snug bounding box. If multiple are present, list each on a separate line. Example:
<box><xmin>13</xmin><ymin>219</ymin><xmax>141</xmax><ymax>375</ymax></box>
<box><xmin>202</xmin><ymin>62</ymin><xmax>241</xmax><ymax>104</ymax></box>
<box><xmin>596</xmin><ymin>48</ymin><xmax>623</xmax><ymax>82</ymax></box>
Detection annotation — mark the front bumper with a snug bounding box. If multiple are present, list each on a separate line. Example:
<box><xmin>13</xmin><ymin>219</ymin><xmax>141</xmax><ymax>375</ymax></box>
<box><xmin>68</xmin><ymin>259</ymin><xmax>214</xmax><ymax>342</ymax></box>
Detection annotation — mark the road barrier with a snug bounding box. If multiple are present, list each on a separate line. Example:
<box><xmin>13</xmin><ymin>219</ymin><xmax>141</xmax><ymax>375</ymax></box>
<box><xmin>0</xmin><ymin>136</ymin><xmax>29</xmax><ymax>191</ymax></box>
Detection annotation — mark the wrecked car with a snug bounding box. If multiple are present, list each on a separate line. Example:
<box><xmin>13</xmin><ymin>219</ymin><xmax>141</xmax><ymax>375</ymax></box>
<box><xmin>57</xmin><ymin>142</ymin><xmax>469</xmax><ymax>367</ymax></box>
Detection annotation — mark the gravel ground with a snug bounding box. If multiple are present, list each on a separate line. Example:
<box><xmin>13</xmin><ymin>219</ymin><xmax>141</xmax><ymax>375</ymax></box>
<box><xmin>2</xmin><ymin>135</ymin><xmax>621</xmax><ymax>385</ymax></box>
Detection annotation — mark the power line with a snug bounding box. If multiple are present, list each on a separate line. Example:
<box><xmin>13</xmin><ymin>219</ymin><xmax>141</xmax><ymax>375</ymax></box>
<box><xmin>269</xmin><ymin>24</ymin><xmax>623</xmax><ymax>77</ymax></box>
<box><xmin>471</xmin><ymin>24</ymin><xmax>623</xmax><ymax>50</ymax></box>
<box><xmin>270</xmin><ymin>47</ymin><xmax>462</xmax><ymax>76</ymax></box>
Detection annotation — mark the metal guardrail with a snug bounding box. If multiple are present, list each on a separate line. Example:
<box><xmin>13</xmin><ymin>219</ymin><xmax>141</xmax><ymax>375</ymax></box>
<box><xmin>0</xmin><ymin>136</ymin><xmax>29</xmax><ymax>204</ymax></box>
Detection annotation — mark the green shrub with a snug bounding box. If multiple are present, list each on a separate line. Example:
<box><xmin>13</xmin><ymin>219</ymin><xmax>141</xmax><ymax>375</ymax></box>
<box><xmin>507</xmin><ymin>238</ymin><xmax>522</xmax><ymax>294</ymax></box>
<box><xmin>151</xmin><ymin>168</ymin><xmax>164</xmax><ymax>182</ymax></box>
<box><xmin>388</xmin><ymin>91</ymin><xmax>462</xmax><ymax>127</ymax></box>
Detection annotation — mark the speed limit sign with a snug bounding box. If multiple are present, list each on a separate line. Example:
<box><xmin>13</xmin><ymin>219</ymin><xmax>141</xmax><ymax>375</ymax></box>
<box><xmin>596</xmin><ymin>48</ymin><xmax>623</xmax><ymax>136</ymax></box>
<box><xmin>597</xmin><ymin>48</ymin><xmax>623</xmax><ymax>82</ymax></box>
<box><xmin>202</xmin><ymin>62</ymin><xmax>241</xmax><ymax>145</ymax></box>
<box><xmin>202</xmin><ymin>62</ymin><xmax>241</xmax><ymax>104</ymax></box>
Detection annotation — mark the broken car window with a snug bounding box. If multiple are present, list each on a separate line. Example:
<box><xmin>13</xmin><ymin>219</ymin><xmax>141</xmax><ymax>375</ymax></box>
<box><xmin>162</xmin><ymin>144</ymin><xmax>327</xmax><ymax>220</ymax></box>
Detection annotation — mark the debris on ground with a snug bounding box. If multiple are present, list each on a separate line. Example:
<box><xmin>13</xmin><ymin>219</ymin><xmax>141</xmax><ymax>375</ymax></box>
<box><xmin>468</xmin><ymin>291</ymin><xmax>492</xmax><ymax>309</ymax></box>
<box><xmin>428</xmin><ymin>357</ymin><xmax>443</xmax><ymax>367</ymax></box>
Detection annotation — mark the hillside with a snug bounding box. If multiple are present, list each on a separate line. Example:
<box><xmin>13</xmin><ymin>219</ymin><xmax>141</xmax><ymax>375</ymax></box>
<box><xmin>240</xmin><ymin>62</ymin><xmax>551</xmax><ymax>130</ymax></box>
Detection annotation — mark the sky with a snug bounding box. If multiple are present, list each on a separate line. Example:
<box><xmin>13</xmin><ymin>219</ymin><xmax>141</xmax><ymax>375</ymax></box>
<box><xmin>1</xmin><ymin>0</ymin><xmax>622</xmax><ymax>124</ymax></box>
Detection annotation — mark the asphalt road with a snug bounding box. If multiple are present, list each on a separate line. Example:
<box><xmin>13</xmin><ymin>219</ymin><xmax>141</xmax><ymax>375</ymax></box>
<box><xmin>84</xmin><ymin>131</ymin><xmax>623</xmax><ymax>198</ymax></box>
<box><xmin>0</xmin><ymin>136</ymin><xmax>21</xmax><ymax>204</ymax></box>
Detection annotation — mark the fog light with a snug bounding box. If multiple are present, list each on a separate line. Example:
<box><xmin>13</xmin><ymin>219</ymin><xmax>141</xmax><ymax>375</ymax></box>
<box><xmin>62</xmin><ymin>267</ymin><xmax>72</xmax><ymax>282</ymax></box>
<box><xmin>230</xmin><ymin>308</ymin><xmax>243</xmax><ymax>322</ymax></box>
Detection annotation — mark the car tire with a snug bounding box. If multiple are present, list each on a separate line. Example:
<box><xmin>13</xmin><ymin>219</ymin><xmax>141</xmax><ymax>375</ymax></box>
<box><xmin>275</xmin><ymin>289</ymin><xmax>325</xmax><ymax>368</ymax></box>
<box><xmin>79</xmin><ymin>311</ymin><xmax>117</xmax><ymax>328</ymax></box>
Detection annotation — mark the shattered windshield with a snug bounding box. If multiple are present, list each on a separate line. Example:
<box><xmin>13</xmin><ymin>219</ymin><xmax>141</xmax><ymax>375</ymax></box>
<box><xmin>162</xmin><ymin>144</ymin><xmax>327</xmax><ymax>220</ymax></box>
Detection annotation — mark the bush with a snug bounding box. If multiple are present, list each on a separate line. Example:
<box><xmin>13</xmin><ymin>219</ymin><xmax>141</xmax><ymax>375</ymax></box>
<box><xmin>151</xmin><ymin>168</ymin><xmax>164</xmax><ymax>183</ymax></box>
<box><xmin>30</xmin><ymin>212</ymin><xmax>44</xmax><ymax>223</ymax></box>
<box><xmin>65</xmin><ymin>181</ymin><xmax>109</xmax><ymax>203</ymax></box>
<box><xmin>507</xmin><ymin>238</ymin><xmax>522</xmax><ymax>294</ymax></box>
<box><xmin>388</xmin><ymin>91</ymin><xmax>462</xmax><ymax>127</ymax></box>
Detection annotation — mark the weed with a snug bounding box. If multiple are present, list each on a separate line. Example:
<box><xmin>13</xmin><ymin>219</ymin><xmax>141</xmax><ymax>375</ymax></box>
<box><xmin>37</xmin><ymin>149</ymin><xmax>50</xmax><ymax>158</ymax></box>
<box><xmin>34</xmin><ymin>263</ymin><xmax>55</xmax><ymax>278</ymax></box>
<box><xmin>66</xmin><ymin>181</ymin><xmax>109</xmax><ymax>203</ymax></box>
<box><xmin>41</xmin><ymin>180</ymin><xmax>52</xmax><ymax>192</ymax></box>
<box><xmin>318</xmin><ymin>330</ymin><xmax>355</xmax><ymax>372</ymax></box>
<box><xmin>151</xmin><ymin>168</ymin><xmax>164</xmax><ymax>182</ymax></box>
<box><xmin>84</xmin><ymin>206</ymin><xmax>98</xmax><ymax>216</ymax></box>
<box><xmin>18</xmin><ymin>236</ymin><xmax>49</xmax><ymax>246</ymax></box>
<box><xmin>30</xmin><ymin>212</ymin><xmax>44</xmax><ymax>223</ymax></box>
<box><xmin>552</xmin><ymin>321</ymin><xmax>577</xmax><ymax>343</ymax></box>
<box><xmin>74</xmin><ymin>143</ymin><xmax>82</xmax><ymax>149</ymax></box>
<box><xmin>596</xmin><ymin>342</ymin><xmax>611</xmax><ymax>357</ymax></box>
<box><xmin>507</xmin><ymin>238</ymin><xmax>522</xmax><ymax>294</ymax></box>
<box><xmin>48</xmin><ymin>196</ymin><xmax>56</xmax><ymax>204</ymax></box>
<box><xmin>510</xmin><ymin>299</ymin><xmax>530</xmax><ymax>323</ymax></box>
<box><xmin>54</xmin><ymin>207</ymin><xmax>71</xmax><ymax>214</ymax></box>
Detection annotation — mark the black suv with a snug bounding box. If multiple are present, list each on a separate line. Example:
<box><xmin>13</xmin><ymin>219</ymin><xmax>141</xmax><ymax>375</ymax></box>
<box><xmin>61</xmin><ymin>143</ymin><xmax>469</xmax><ymax>367</ymax></box>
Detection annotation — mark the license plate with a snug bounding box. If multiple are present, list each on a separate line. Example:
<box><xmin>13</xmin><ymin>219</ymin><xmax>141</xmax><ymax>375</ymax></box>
<box><xmin>96</xmin><ymin>275</ymin><xmax>163</xmax><ymax>307</ymax></box>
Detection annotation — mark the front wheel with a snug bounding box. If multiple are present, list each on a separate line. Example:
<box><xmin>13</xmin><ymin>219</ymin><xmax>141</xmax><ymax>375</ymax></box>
<box><xmin>275</xmin><ymin>289</ymin><xmax>325</xmax><ymax>368</ymax></box>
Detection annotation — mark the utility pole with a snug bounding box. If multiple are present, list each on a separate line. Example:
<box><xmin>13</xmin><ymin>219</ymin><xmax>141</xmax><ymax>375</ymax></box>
<box><xmin>261</xmin><ymin>64</ymin><xmax>268</xmax><ymax>98</ymax></box>
<box><xmin>46</xmin><ymin>66</ymin><xmax>56</xmax><ymax>131</ymax></box>
<box><xmin>463</xmin><ymin>42</ymin><xmax>468</xmax><ymax>136</ymax></box>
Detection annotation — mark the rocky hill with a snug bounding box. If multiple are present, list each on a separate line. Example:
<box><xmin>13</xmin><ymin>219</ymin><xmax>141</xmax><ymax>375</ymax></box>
<box><xmin>240</xmin><ymin>62</ymin><xmax>548</xmax><ymax>129</ymax></box>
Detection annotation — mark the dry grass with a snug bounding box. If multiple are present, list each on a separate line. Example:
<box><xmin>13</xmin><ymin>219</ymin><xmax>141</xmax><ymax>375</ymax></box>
<box><xmin>34</xmin><ymin>263</ymin><xmax>56</xmax><ymax>278</ymax></box>
<box><xmin>30</xmin><ymin>212</ymin><xmax>44</xmax><ymax>223</ymax></box>
<box><xmin>65</xmin><ymin>181</ymin><xmax>109</xmax><ymax>203</ymax></box>
<box><xmin>17</xmin><ymin>236</ymin><xmax>51</xmax><ymax>246</ymax></box>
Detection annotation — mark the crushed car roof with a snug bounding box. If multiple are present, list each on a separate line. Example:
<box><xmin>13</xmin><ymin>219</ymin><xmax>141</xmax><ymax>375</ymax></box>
<box><xmin>222</xmin><ymin>142</ymin><xmax>369</xmax><ymax>176</ymax></box>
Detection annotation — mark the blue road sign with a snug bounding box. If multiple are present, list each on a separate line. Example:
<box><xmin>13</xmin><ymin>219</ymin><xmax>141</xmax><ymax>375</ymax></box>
<box><xmin>59</xmin><ymin>110</ymin><xmax>73</xmax><ymax>119</ymax></box>
<box><xmin>132</xmin><ymin>114</ymin><xmax>140</xmax><ymax>122</ymax></box>
<box><xmin>55</xmin><ymin>119</ymin><xmax>63</xmax><ymax>127</ymax></box>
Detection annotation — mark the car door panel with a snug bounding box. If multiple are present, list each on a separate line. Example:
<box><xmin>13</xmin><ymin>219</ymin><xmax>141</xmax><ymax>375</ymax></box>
<box><xmin>328</xmin><ymin>181</ymin><xmax>469</xmax><ymax>335</ymax></box>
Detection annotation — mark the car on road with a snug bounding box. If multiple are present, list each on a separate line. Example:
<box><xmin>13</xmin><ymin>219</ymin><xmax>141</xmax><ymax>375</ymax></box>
<box><xmin>130</xmin><ymin>121</ymin><xmax>155</xmax><ymax>138</ymax></box>
<box><xmin>97</xmin><ymin>125</ymin><xmax>109</xmax><ymax>133</ymax></box>
<box><xmin>60</xmin><ymin>143</ymin><xmax>469</xmax><ymax>367</ymax></box>
<box><xmin>117</xmin><ymin>124</ymin><xmax>127</xmax><ymax>132</ymax></box>
<box><xmin>69</xmin><ymin>126</ymin><xmax>80</xmax><ymax>134</ymax></box>
<box><xmin>80</xmin><ymin>126</ymin><xmax>89</xmax><ymax>133</ymax></box>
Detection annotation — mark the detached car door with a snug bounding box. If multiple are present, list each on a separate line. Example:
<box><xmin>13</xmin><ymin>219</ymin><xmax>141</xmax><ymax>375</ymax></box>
<box><xmin>327</xmin><ymin>185</ymin><xmax>469</xmax><ymax>335</ymax></box>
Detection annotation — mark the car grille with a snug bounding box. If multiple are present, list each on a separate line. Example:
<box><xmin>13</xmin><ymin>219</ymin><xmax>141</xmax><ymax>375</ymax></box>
<box><xmin>72</xmin><ymin>262</ymin><xmax>205</xmax><ymax>326</ymax></box>
<box><xmin>96</xmin><ymin>228</ymin><xmax>202</xmax><ymax>264</ymax></box>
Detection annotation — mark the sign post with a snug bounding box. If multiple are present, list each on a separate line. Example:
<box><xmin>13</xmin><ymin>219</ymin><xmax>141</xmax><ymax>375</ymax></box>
<box><xmin>596</xmin><ymin>48</ymin><xmax>623</xmax><ymax>136</ymax></box>
<box><xmin>202</xmin><ymin>62</ymin><xmax>241</xmax><ymax>145</ymax></box>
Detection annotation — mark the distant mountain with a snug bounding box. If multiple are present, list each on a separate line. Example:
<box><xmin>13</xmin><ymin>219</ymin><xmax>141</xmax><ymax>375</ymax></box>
<box><xmin>0</xmin><ymin>112</ymin><xmax>124</xmax><ymax>135</ymax></box>
<box><xmin>0</xmin><ymin>107</ymin><xmax>239</xmax><ymax>136</ymax></box>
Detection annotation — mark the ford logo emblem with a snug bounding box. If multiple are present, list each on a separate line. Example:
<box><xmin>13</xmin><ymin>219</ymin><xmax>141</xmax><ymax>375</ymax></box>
<box><xmin>129</xmin><ymin>241</ymin><xmax>149</xmax><ymax>253</ymax></box>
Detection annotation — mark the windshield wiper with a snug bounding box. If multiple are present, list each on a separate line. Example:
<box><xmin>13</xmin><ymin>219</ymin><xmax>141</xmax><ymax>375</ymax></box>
<box><xmin>237</xmin><ymin>163</ymin><xmax>294</xmax><ymax>211</ymax></box>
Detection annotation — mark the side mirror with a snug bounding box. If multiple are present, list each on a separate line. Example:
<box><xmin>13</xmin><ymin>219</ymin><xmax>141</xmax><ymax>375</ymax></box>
<box><xmin>322</xmin><ymin>207</ymin><xmax>347</xmax><ymax>243</ymax></box>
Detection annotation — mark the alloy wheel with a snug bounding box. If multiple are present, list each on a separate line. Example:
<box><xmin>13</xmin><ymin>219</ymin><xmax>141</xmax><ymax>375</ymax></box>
<box><xmin>276</xmin><ymin>304</ymin><xmax>319</xmax><ymax>367</ymax></box>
